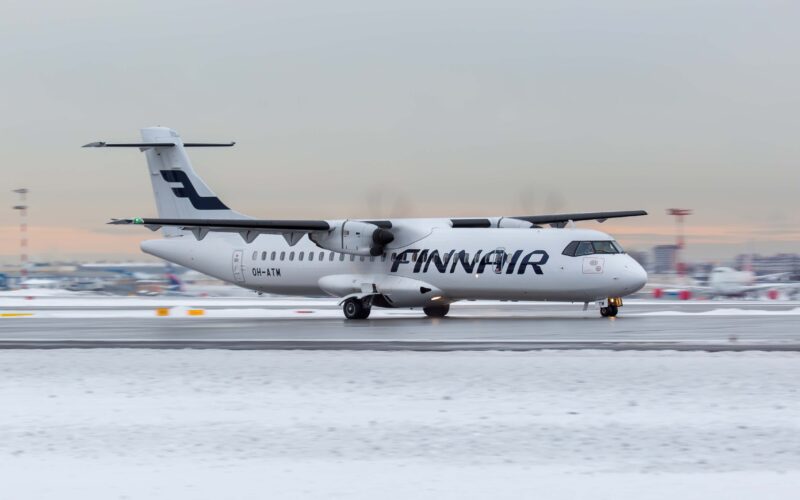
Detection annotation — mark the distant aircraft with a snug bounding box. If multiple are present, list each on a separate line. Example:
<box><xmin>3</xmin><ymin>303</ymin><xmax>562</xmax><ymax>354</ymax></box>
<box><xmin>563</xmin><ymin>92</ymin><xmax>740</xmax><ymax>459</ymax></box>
<box><xmin>653</xmin><ymin>267</ymin><xmax>798</xmax><ymax>299</ymax></box>
<box><xmin>85</xmin><ymin>127</ymin><xmax>648</xmax><ymax>319</ymax></box>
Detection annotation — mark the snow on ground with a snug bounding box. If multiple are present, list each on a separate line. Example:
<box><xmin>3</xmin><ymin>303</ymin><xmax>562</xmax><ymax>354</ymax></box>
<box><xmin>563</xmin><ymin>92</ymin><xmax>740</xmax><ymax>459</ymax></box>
<box><xmin>628</xmin><ymin>307</ymin><xmax>800</xmax><ymax>316</ymax></box>
<box><xmin>2</xmin><ymin>349</ymin><xmax>800</xmax><ymax>499</ymax></box>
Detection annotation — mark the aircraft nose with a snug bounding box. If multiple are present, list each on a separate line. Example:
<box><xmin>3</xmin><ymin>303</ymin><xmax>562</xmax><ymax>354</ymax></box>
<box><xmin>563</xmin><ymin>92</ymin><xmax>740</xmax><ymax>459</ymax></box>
<box><xmin>626</xmin><ymin>259</ymin><xmax>648</xmax><ymax>293</ymax></box>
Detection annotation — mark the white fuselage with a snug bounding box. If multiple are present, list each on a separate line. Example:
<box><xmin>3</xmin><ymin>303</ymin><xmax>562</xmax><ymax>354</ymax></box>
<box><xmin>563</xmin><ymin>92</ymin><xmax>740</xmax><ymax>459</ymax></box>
<box><xmin>141</xmin><ymin>224</ymin><xmax>647</xmax><ymax>305</ymax></box>
<box><xmin>708</xmin><ymin>267</ymin><xmax>755</xmax><ymax>296</ymax></box>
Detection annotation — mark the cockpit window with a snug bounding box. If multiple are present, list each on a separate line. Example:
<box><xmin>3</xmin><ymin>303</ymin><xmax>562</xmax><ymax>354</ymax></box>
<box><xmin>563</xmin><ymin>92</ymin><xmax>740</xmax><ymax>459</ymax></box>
<box><xmin>592</xmin><ymin>241</ymin><xmax>618</xmax><ymax>254</ymax></box>
<box><xmin>562</xmin><ymin>240</ymin><xmax>625</xmax><ymax>257</ymax></box>
<box><xmin>575</xmin><ymin>242</ymin><xmax>594</xmax><ymax>256</ymax></box>
<box><xmin>561</xmin><ymin>241</ymin><xmax>579</xmax><ymax>256</ymax></box>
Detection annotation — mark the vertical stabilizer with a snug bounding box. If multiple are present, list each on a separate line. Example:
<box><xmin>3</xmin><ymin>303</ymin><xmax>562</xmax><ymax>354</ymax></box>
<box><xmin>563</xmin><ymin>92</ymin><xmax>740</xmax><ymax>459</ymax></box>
<box><xmin>139</xmin><ymin>127</ymin><xmax>248</xmax><ymax>236</ymax></box>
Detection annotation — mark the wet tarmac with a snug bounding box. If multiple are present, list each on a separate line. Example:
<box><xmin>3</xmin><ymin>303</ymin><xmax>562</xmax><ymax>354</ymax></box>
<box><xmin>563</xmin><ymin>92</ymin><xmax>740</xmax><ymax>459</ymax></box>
<box><xmin>0</xmin><ymin>301</ymin><xmax>798</xmax><ymax>351</ymax></box>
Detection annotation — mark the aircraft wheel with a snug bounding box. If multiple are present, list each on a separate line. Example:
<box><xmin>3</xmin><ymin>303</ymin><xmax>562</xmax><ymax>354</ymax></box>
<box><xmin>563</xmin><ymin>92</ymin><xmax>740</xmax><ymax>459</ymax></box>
<box><xmin>343</xmin><ymin>298</ymin><xmax>371</xmax><ymax>320</ymax></box>
<box><xmin>423</xmin><ymin>305</ymin><xmax>450</xmax><ymax>318</ymax></box>
<box><xmin>600</xmin><ymin>305</ymin><xmax>618</xmax><ymax>318</ymax></box>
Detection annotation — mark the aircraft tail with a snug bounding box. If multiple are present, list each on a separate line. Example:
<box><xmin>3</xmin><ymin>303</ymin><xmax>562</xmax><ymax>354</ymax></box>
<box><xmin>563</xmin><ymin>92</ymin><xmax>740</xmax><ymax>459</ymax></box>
<box><xmin>86</xmin><ymin>126</ymin><xmax>249</xmax><ymax>236</ymax></box>
<box><xmin>165</xmin><ymin>272</ymin><xmax>184</xmax><ymax>292</ymax></box>
<box><xmin>140</xmin><ymin>127</ymin><xmax>248</xmax><ymax>233</ymax></box>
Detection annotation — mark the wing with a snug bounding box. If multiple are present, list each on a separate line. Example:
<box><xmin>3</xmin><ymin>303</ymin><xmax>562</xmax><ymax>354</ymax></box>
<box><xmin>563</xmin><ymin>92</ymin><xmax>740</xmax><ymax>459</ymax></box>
<box><xmin>111</xmin><ymin>209</ymin><xmax>648</xmax><ymax>247</ymax></box>
<box><xmin>110</xmin><ymin>217</ymin><xmax>330</xmax><ymax>244</ymax></box>
<box><xmin>450</xmin><ymin>210</ymin><xmax>648</xmax><ymax>228</ymax></box>
<box><xmin>512</xmin><ymin>210</ymin><xmax>648</xmax><ymax>226</ymax></box>
<box><xmin>739</xmin><ymin>283</ymin><xmax>800</xmax><ymax>293</ymax></box>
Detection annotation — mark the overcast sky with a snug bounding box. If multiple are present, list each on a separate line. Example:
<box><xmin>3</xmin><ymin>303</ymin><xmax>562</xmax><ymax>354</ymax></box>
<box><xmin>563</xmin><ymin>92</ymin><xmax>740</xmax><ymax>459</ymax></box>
<box><xmin>1</xmin><ymin>0</ymin><xmax>798</xmax><ymax>263</ymax></box>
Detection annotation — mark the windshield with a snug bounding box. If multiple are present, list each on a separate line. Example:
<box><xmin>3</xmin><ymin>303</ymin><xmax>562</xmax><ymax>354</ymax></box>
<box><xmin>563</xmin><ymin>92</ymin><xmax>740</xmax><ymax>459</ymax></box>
<box><xmin>592</xmin><ymin>241</ymin><xmax>618</xmax><ymax>254</ymax></box>
<box><xmin>562</xmin><ymin>240</ymin><xmax>625</xmax><ymax>257</ymax></box>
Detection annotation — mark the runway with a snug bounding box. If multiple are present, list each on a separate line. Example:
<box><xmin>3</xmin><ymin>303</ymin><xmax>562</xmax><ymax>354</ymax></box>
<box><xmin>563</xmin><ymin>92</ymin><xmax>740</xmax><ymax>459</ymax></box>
<box><xmin>1</xmin><ymin>301</ymin><xmax>799</xmax><ymax>351</ymax></box>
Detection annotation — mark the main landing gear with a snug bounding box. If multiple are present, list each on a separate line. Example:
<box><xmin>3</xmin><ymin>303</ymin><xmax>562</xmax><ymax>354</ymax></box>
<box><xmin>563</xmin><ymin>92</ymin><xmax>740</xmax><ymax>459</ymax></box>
<box><xmin>342</xmin><ymin>299</ymin><xmax>451</xmax><ymax>320</ymax></box>
<box><xmin>423</xmin><ymin>305</ymin><xmax>450</xmax><ymax>318</ymax></box>
<box><xmin>342</xmin><ymin>297</ymin><xmax>371</xmax><ymax>320</ymax></box>
<box><xmin>600</xmin><ymin>297</ymin><xmax>622</xmax><ymax>318</ymax></box>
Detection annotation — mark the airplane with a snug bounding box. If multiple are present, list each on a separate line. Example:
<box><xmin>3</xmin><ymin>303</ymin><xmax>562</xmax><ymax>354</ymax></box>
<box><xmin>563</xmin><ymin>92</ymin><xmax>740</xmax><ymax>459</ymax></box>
<box><xmin>652</xmin><ymin>267</ymin><xmax>798</xmax><ymax>299</ymax></box>
<box><xmin>85</xmin><ymin>127</ymin><xmax>648</xmax><ymax>319</ymax></box>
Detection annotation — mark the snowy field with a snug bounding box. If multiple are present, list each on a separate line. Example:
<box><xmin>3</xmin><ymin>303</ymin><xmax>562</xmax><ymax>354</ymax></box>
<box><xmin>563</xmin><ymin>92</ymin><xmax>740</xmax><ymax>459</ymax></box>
<box><xmin>2</xmin><ymin>350</ymin><xmax>800</xmax><ymax>499</ymax></box>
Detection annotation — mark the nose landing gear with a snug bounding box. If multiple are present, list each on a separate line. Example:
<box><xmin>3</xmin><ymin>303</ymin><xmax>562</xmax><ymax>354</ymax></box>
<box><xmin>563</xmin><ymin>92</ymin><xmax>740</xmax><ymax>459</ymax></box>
<box><xmin>600</xmin><ymin>305</ymin><xmax>618</xmax><ymax>317</ymax></box>
<box><xmin>599</xmin><ymin>297</ymin><xmax>622</xmax><ymax>318</ymax></box>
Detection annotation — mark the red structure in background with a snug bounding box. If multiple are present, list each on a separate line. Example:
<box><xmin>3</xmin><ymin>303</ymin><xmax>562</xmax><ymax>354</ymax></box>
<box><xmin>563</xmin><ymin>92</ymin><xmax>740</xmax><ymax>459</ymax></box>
<box><xmin>12</xmin><ymin>188</ymin><xmax>29</xmax><ymax>289</ymax></box>
<box><xmin>667</xmin><ymin>208</ymin><xmax>692</xmax><ymax>276</ymax></box>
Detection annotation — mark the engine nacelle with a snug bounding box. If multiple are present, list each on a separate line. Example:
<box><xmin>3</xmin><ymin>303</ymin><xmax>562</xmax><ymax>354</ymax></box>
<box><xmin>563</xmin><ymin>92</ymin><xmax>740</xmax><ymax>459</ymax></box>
<box><xmin>309</xmin><ymin>221</ymin><xmax>394</xmax><ymax>256</ymax></box>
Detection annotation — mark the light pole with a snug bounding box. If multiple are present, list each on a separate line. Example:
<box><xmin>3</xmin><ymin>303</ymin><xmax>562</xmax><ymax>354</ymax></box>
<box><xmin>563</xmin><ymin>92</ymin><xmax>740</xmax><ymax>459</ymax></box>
<box><xmin>12</xmin><ymin>188</ymin><xmax>28</xmax><ymax>289</ymax></box>
<box><xmin>667</xmin><ymin>208</ymin><xmax>692</xmax><ymax>276</ymax></box>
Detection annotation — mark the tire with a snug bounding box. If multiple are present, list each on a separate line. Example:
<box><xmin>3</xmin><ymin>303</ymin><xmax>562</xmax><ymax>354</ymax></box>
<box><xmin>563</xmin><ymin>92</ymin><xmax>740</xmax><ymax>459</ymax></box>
<box><xmin>600</xmin><ymin>305</ymin><xmax>618</xmax><ymax>318</ymax></box>
<box><xmin>343</xmin><ymin>298</ymin><xmax>371</xmax><ymax>320</ymax></box>
<box><xmin>423</xmin><ymin>305</ymin><xmax>450</xmax><ymax>318</ymax></box>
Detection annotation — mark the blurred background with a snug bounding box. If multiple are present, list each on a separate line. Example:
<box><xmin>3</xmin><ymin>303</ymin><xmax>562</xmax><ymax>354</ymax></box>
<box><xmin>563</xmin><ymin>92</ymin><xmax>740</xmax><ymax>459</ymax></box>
<box><xmin>1</xmin><ymin>0</ymin><xmax>798</xmax><ymax>292</ymax></box>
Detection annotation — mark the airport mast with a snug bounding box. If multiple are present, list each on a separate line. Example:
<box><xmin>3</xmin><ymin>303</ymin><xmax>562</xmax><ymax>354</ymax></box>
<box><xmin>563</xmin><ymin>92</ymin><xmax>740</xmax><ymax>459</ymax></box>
<box><xmin>667</xmin><ymin>208</ymin><xmax>692</xmax><ymax>276</ymax></box>
<box><xmin>12</xmin><ymin>188</ymin><xmax>29</xmax><ymax>289</ymax></box>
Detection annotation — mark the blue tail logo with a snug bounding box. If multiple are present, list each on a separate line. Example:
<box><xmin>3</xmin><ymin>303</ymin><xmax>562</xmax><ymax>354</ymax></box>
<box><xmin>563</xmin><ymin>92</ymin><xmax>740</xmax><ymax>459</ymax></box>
<box><xmin>160</xmin><ymin>170</ymin><xmax>228</xmax><ymax>210</ymax></box>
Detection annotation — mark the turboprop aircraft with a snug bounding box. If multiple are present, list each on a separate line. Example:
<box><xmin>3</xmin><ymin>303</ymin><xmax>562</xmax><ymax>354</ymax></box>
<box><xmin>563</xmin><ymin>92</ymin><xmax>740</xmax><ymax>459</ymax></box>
<box><xmin>85</xmin><ymin>127</ymin><xmax>648</xmax><ymax>319</ymax></box>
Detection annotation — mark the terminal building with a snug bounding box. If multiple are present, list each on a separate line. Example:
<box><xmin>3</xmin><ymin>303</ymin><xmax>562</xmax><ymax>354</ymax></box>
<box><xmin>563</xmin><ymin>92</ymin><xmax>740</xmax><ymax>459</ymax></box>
<box><xmin>734</xmin><ymin>253</ymin><xmax>800</xmax><ymax>277</ymax></box>
<box><xmin>652</xmin><ymin>245</ymin><xmax>679</xmax><ymax>274</ymax></box>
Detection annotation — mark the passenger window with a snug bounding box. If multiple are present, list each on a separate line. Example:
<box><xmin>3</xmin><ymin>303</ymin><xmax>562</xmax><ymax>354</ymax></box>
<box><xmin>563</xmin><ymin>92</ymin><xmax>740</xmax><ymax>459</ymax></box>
<box><xmin>261</xmin><ymin>251</ymin><xmax>267</xmax><ymax>261</ymax></box>
<box><xmin>369</xmin><ymin>256</ymin><xmax>374</xmax><ymax>262</ymax></box>
<box><xmin>319</xmin><ymin>252</ymin><xmax>324</xmax><ymax>261</ymax></box>
<box><xmin>350</xmin><ymin>255</ymin><xmax>355</xmax><ymax>262</ymax></box>
<box><xmin>309</xmin><ymin>251</ymin><xmax>314</xmax><ymax>261</ymax></box>
<box><xmin>271</xmin><ymin>251</ymin><xmax>276</xmax><ymax>260</ymax></box>
<box><xmin>280</xmin><ymin>251</ymin><xmax>285</xmax><ymax>261</ymax></box>
<box><xmin>562</xmin><ymin>241</ymin><xmax>579</xmax><ymax>257</ymax></box>
<box><xmin>391</xmin><ymin>253</ymin><xmax>397</xmax><ymax>261</ymax></box>
<box><xmin>381</xmin><ymin>254</ymin><xmax>386</xmax><ymax>262</ymax></box>
<box><xmin>252</xmin><ymin>251</ymin><xmax>258</xmax><ymax>260</ymax></box>
<box><xmin>329</xmin><ymin>252</ymin><xmax>334</xmax><ymax>261</ymax></box>
<box><xmin>339</xmin><ymin>254</ymin><xmax>345</xmax><ymax>261</ymax></box>
<box><xmin>575</xmin><ymin>242</ymin><xmax>594</xmax><ymax>256</ymax></box>
<box><xmin>300</xmin><ymin>252</ymin><xmax>305</xmax><ymax>261</ymax></box>
<box><xmin>289</xmin><ymin>252</ymin><xmax>295</xmax><ymax>261</ymax></box>
<box><xmin>360</xmin><ymin>256</ymin><xmax>365</xmax><ymax>262</ymax></box>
